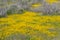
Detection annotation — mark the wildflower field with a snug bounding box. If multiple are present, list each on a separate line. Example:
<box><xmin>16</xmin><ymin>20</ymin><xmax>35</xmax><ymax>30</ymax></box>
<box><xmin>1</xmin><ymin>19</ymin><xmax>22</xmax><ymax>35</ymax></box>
<box><xmin>0</xmin><ymin>0</ymin><xmax>60</xmax><ymax>40</ymax></box>
<box><xmin>0</xmin><ymin>11</ymin><xmax>60</xmax><ymax>40</ymax></box>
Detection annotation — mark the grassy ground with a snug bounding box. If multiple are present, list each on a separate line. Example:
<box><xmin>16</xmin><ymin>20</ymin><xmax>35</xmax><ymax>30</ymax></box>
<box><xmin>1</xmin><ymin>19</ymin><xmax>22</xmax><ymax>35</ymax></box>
<box><xmin>0</xmin><ymin>11</ymin><xmax>60</xmax><ymax>40</ymax></box>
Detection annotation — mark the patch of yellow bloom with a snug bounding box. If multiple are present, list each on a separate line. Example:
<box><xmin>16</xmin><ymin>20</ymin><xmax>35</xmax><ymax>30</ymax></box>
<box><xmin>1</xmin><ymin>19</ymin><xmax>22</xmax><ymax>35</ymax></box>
<box><xmin>46</xmin><ymin>0</ymin><xmax>59</xmax><ymax>4</ymax></box>
<box><xmin>32</xmin><ymin>3</ymin><xmax>42</xmax><ymax>8</ymax></box>
<box><xmin>0</xmin><ymin>11</ymin><xmax>60</xmax><ymax>40</ymax></box>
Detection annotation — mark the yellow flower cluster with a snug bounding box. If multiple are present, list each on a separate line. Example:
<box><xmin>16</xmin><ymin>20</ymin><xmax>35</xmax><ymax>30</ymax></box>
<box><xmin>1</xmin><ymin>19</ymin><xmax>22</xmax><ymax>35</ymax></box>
<box><xmin>46</xmin><ymin>0</ymin><xmax>59</xmax><ymax>4</ymax></box>
<box><xmin>0</xmin><ymin>11</ymin><xmax>60</xmax><ymax>40</ymax></box>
